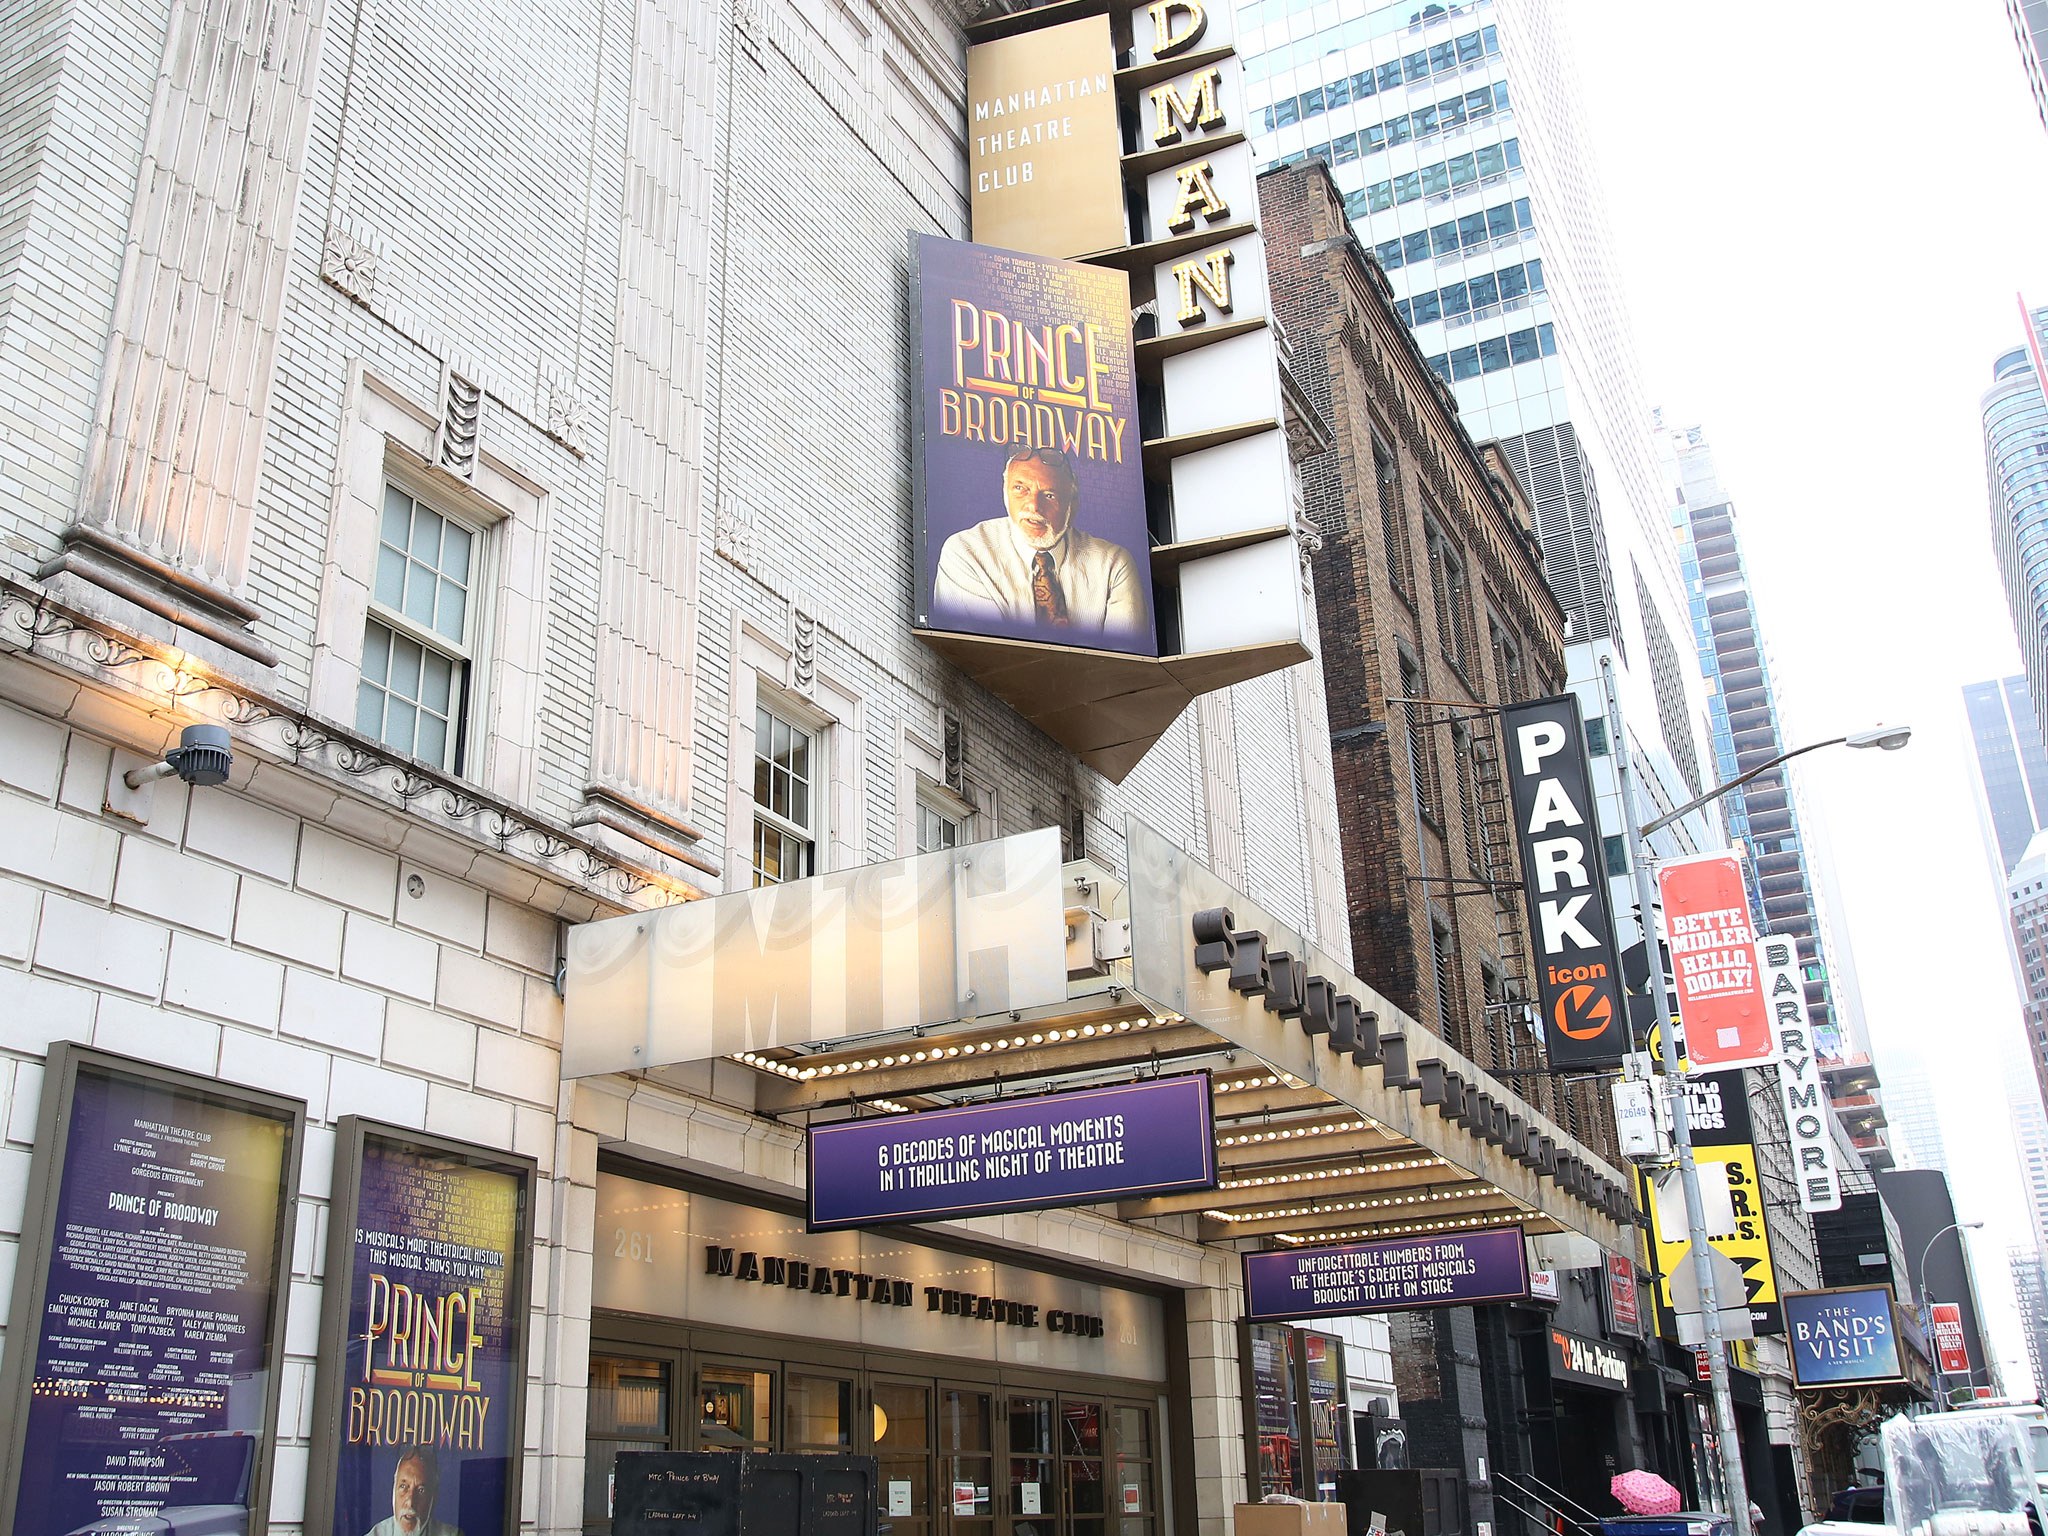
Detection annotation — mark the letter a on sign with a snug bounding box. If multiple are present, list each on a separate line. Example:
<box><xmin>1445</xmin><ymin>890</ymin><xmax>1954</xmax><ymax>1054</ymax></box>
<box><xmin>1499</xmin><ymin>695</ymin><xmax>1627</xmax><ymax>1069</ymax></box>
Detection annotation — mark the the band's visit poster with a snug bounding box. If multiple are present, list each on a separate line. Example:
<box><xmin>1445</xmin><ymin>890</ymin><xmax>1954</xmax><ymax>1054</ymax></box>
<box><xmin>911</xmin><ymin>233</ymin><xmax>1157</xmax><ymax>656</ymax></box>
<box><xmin>8</xmin><ymin>1061</ymin><xmax>295</xmax><ymax>1535</ymax></box>
<box><xmin>325</xmin><ymin>1128</ymin><xmax>530</xmax><ymax>1536</ymax></box>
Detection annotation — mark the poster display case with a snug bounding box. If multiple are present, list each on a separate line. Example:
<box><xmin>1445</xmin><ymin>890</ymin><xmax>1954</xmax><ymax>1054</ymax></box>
<box><xmin>307</xmin><ymin>1119</ymin><xmax>536</xmax><ymax>1536</ymax></box>
<box><xmin>0</xmin><ymin>1044</ymin><xmax>305</xmax><ymax>1536</ymax></box>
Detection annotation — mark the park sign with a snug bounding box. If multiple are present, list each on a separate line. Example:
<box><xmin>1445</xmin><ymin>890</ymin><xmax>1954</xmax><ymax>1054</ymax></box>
<box><xmin>1500</xmin><ymin>695</ymin><xmax>1627</xmax><ymax>1068</ymax></box>
<box><xmin>807</xmin><ymin>1075</ymin><xmax>1216</xmax><ymax>1230</ymax></box>
<box><xmin>1242</xmin><ymin>1226</ymin><xmax>1530</xmax><ymax>1322</ymax></box>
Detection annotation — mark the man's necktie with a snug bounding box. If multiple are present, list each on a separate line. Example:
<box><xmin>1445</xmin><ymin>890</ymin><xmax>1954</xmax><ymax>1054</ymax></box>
<box><xmin>1031</xmin><ymin>550</ymin><xmax>1070</xmax><ymax>627</ymax></box>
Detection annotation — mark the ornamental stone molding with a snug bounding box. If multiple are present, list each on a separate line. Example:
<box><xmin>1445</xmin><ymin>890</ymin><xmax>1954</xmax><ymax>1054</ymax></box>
<box><xmin>0</xmin><ymin>580</ymin><xmax>696</xmax><ymax>912</ymax></box>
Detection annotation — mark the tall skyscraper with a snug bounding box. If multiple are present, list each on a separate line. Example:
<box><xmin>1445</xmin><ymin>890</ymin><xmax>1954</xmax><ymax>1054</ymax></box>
<box><xmin>2008</xmin><ymin>837</ymin><xmax>2048</xmax><ymax>1117</ymax></box>
<box><xmin>1885</xmin><ymin>1069</ymin><xmax>1951</xmax><ymax>1174</ymax></box>
<box><xmin>1966</xmin><ymin>676</ymin><xmax>2048</xmax><ymax>1115</ymax></box>
<box><xmin>2009</xmin><ymin>1245</ymin><xmax>2048</xmax><ymax>1396</ymax></box>
<box><xmin>1662</xmin><ymin>421</ymin><xmax>1852</xmax><ymax>1056</ymax></box>
<box><xmin>1964</xmin><ymin>676</ymin><xmax>2048</xmax><ymax>878</ymax></box>
<box><xmin>2007</xmin><ymin>0</ymin><xmax>2048</xmax><ymax>136</ymax></box>
<box><xmin>2008</xmin><ymin>1088</ymin><xmax>2048</xmax><ymax>1393</ymax></box>
<box><xmin>1241</xmin><ymin>0</ymin><xmax>1723</xmax><ymax>1008</ymax></box>
<box><xmin>1984</xmin><ymin>309</ymin><xmax>2048</xmax><ymax>740</ymax></box>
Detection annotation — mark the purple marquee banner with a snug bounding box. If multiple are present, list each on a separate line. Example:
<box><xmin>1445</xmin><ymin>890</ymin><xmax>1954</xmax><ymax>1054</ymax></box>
<box><xmin>808</xmin><ymin>1075</ymin><xmax>1215</xmax><ymax>1230</ymax></box>
<box><xmin>1243</xmin><ymin>1226</ymin><xmax>1532</xmax><ymax>1321</ymax></box>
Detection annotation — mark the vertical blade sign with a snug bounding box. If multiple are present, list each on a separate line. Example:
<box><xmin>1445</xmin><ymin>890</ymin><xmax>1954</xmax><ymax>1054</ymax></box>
<box><xmin>1500</xmin><ymin>695</ymin><xmax>1628</xmax><ymax>1068</ymax></box>
<box><xmin>1757</xmin><ymin>933</ymin><xmax>1840</xmax><ymax>1212</ymax></box>
<box><xmin>1658</xmin><ymin>852</ymin><xmax>1770</xmax><ymax>1068</ymax></box>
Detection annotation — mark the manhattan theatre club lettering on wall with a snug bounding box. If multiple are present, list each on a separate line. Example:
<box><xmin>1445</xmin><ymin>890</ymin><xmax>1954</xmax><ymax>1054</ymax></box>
<box><xmin>703</xmin><ymin>1244</ymin><xmax>1104</xmax><ymax>1337</ymax></box>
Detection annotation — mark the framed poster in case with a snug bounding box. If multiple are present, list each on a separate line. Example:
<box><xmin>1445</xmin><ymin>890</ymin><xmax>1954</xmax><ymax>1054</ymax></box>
<box><xmin>307</xmin><ymin>1119</ymin><xmax>537</xmax><ymax>1536</ymax></box>
<box><xmin>0</xmin><ymin>1043</ymin><xmax>305</xmax><ymax>1536</ymax></box>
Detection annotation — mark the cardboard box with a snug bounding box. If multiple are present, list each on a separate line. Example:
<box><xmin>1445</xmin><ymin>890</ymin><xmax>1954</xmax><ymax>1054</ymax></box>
<box><xmin>1234</xmin><ymin>1503</ymin><xmax>1349</xmax><ymax>1536</ymax></box>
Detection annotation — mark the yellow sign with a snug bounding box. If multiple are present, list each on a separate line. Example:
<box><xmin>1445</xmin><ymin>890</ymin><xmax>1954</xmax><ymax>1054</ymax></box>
<box><xmin>966</xmin><ymin>15</ymin><xmax>1126</xmax><ymax>259</ymax></box>
<box><xmin>1639</xmin><ymin>1139</ymin><xmax>1783</xmax><ymax>1335</ymax></box>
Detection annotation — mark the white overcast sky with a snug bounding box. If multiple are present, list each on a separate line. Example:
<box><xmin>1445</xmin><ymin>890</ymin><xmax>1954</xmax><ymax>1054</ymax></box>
<box><xmin>1563</xmin><ymin>2</ymin><xmax>2048</xmax><ymax>1389</ymax></box>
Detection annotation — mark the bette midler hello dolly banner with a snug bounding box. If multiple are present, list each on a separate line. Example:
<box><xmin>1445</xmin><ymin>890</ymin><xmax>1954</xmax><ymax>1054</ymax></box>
<box><xmin>911</xmin><ymin>233</ymin><xmax>1157</xmax><ymax>657</ymax></box>
<box><xmin>311</xmin><ymin>1122</ymin><xmax>535</xmax><ymax>1536</ymax></box>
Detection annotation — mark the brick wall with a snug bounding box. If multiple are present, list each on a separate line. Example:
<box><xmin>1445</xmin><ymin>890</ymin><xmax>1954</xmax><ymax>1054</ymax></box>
<box><xmin>1261</xmin><ymin>160</ymin><xmax>1618</xmax><ymax>1155</ymax></box>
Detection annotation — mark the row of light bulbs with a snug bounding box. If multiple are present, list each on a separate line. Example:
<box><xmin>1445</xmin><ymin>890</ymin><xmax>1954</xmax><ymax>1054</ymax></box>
<box><xmin>1207</xmin><ymin>1182</ymin><xmax>1499</xmax><ymax>1225</ymax></box>
<box><xmin>733</xmin><ymin>1016</ymin><xmax>1180</xmax><ymax>1082</ymax></box>
<box><xmin>1275</xmin><ymin>1209</ymin><xmax>1520</xmax><ymax>1245</ymax></box>
<box><xmin>1215</xmin><ymin>1154</ymin><xmax>1444</xmax><ymax>1193</ymax></box>
<box><xmin>1218</xmin><ymin>1116</ymin><xmax>1378</xmax><ymax>1148</ymax></box>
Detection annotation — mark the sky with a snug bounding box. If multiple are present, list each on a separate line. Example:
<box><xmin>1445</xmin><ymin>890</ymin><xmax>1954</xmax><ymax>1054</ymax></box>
<box><xmin>1562</xmin><ymin>3</ymin><xmax>2048</xmax><ymax>1391</ymax></box>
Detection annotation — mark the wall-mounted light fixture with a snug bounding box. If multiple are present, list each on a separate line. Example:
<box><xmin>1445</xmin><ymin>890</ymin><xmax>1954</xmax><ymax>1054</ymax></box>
<box><xmin>122</xmin><ymin>724</ymin><xmax>234</xmax><ymax>789</ymax></box>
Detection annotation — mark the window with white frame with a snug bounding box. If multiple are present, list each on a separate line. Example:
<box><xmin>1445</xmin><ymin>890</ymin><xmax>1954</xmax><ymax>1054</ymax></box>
<box><xmin>356</xmin><ymin>482</ymin><xmax>478</xmax><ymax>772</ymax></box>
<box><xmin>916</xmin><ymin>792</ymin><xmax>973</xmax><ymax>854</ymax></box>
<box><xmin>752</xmin><ymin>703</ymin><xmax>818</xmax><ymax>885</ymax></box>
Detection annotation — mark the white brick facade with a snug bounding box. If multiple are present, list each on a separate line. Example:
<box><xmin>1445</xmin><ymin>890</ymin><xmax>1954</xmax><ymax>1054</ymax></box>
<box><xmin>0</xmin><ymin>0</ymin><xmax>1354</xmax><ymax>1531</ymax></box>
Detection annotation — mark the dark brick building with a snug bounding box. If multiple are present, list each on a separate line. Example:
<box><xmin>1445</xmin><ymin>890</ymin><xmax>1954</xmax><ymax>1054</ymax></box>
<box><xmin>1261</xmin><ymin>160</ymin><xmax>1643</xmax><ymax>1530</ymax></box>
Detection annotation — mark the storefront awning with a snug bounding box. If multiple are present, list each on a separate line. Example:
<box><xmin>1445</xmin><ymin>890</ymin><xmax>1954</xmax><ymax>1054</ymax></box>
<box><xmin>562</xmin><ymin>820</ymin><xmax>1631</xmax><ymax>1254</ymax></box>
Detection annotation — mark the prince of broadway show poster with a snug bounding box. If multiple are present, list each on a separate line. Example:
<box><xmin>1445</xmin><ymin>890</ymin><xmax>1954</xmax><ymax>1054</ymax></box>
<box><xmin>327</xmin><ymin>1130</ymin><xmax>530</xmax><ymax>1536</ymax></box>
<box><xmin>912</xmin><ymin>233</ymin><xmax>1157</xmax><ymax>657</ymax></box>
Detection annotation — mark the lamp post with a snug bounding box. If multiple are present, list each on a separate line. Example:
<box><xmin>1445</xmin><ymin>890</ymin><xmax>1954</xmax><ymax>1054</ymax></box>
<box><xmin>1599</xmin><ymin>654</ymin><xmax>1908</xmax><ymax>1536</ymax></box>
<box><xmin>1919</xmin><ymin>1220</ymin><xmax>1984</xmax><ymax>1407</ymax></box>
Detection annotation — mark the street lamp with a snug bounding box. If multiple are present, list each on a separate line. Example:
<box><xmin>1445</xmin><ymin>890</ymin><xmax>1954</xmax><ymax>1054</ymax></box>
<box><xmin>1919</xmin><ymin>1221</ymin><xmax>1984</xmax><ymax>1408</ymax></box>
<box><xmin>1599</xmin><ymin>655</ymin><xmax>1909</xmax><ymax>1536</ymax></box>
<box><xmin>1638</xmin><ymin>725</ymin><xmax>1911</xmax><ymax>839</ymax></box>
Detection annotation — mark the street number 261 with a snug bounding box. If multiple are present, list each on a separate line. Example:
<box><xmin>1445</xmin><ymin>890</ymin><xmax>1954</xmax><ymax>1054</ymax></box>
<box><xmin>613</xmin><ymin>1228</ymin><xmax>655</xmax><ymax>1264</ymax></box>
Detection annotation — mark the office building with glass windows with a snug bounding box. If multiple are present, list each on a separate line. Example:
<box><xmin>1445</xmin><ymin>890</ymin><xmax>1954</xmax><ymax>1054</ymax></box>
<box><xmin>2008</xmin><ymin>0</ymin><xmax>2048</xmax><ymax>136</ymax></box>
<box><xmin>1966</xmin><ymin>676</ymin><xmax>2048</xmax><ymax>879</ymax></box>
<box><xmin>1985</xmin><ymin>313</ymin><xmax>2048</xmax><ymax>743</ymax></box>
<box><xmin>1240</xmin><ymin>0</ymin><xmax>1724</xmax><ymax>931</ymax></box>
<box><xmin>1660</xmin><ymin>421</ymin><xmax>1860</xmax><ymax>1066</ymax></box>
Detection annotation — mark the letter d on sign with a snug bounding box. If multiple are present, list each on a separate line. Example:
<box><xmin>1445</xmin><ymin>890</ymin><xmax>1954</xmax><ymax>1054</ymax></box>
<box><xmin>1148</xmin><ymin>1</ymin><xmax>1209</xmax><ymax>57</ymax></box>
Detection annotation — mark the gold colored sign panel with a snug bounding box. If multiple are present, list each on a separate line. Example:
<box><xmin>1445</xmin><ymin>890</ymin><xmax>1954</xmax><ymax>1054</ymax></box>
<box><xmin>967</xmin><ymin>14</ymin><xmax>1126</xmax><ymax>259</ymax></box>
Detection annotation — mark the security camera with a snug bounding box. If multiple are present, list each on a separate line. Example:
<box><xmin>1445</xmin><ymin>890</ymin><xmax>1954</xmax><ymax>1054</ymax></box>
<box><xmin>123</xmin><ymin>724</ymin><xmax>234</xmax><ymax>789</ymax></box>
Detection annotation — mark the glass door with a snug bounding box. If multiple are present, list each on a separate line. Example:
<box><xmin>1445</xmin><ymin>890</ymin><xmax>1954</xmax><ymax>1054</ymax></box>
<box><xmin>1060</xmin><ymin>1398</ymin><xmax>1106</xmax><ymax>1536</ymax></box>
<box><xmin>874</xmin><ymin>1376</ymin><xmax>934</xmax><ymax>1536</ymax></box>
<box><xmin>584</xmin><ymin>1350</ymin><xmax>678</xmax><ymax>1533</ymax></box>
<box><xmin>1110</xmin><ymin>1403</ymin><xmax>1156</xmax><ymax>1535</ymax></box>
<box><xmin>695</xmin><ymin>1355</ymin><xmax>775</xmax><ymax>1452</ymax></box>
<box><xmin>1008</xmin><ymin>1393</ymin><xmax>1056</xmax><ymax>1536</ymax></box>
<box><xmin>940</xmin><ymin>1384</ymin><xmax>995</xmax><ymax>1535</ymax></box>
<box><xmin>788</xmin><ymin>1367</ymin><xmax>859</xmax><ymax>1453</ymax></box>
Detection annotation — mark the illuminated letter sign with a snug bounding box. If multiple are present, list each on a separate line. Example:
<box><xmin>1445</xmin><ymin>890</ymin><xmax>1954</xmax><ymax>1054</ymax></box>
<box><xmin>1148</xmin><ymin>1</ymin><xmax>1208</xmax><ymax>57</ymax></box>
<box><xmin>1500</xmin><ymin>695</ymin><xmax>1627</xmax><ymax>1068</ymax></box>
<box><xmin>1171</xmin><ymin>249</ymin><xmax>1235</xmax><ymax>324</ymax></box>
<box><xmin>1151</xmin><ymin>70</ymin><xmax>1224</xmax><ymax>145</ymax></box>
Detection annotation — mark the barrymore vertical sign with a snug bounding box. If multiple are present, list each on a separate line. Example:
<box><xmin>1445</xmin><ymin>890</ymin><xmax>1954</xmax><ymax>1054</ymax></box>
<box><xmin>1500</xmin><ymin>695</ymin><xmax>1627</xmax><ymax>1067</ymax></box>
<box><xmin>311</xmin><ymin>1123</ymin><xmax>535</xmax><ymax>1536</ymax></box>
<box><xmin>0</xmin><ymin>1046</ymin><xmax>303</xmax><ymax>1536</ymax></box>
